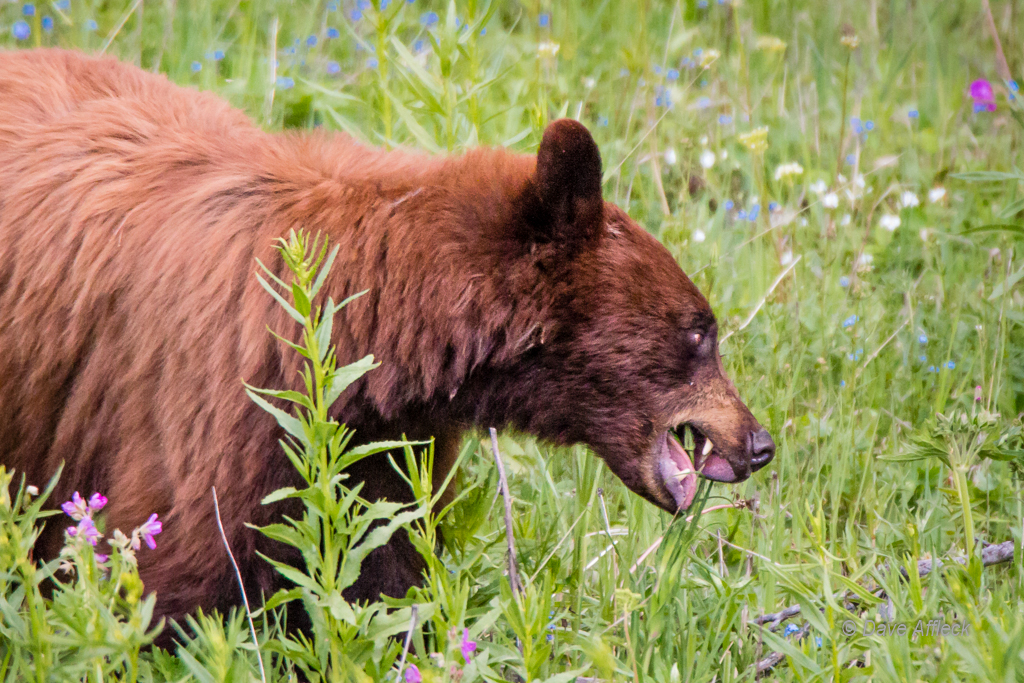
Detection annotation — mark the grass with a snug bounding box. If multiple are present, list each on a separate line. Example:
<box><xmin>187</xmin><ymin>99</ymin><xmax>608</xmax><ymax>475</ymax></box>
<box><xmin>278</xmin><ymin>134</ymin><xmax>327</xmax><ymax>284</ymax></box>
<box><xmin>3</xmin><ymin>0</ymin><xmax>1024</xmax><ymax>681</ymax></box>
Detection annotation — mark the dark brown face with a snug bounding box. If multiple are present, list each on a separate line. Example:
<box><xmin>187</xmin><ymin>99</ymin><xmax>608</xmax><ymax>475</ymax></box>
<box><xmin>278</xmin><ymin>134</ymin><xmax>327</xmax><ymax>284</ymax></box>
<box><xmin>505</xmin><ymin>119</ymin><xmax>774</xmax><ymax>513</ymax></box>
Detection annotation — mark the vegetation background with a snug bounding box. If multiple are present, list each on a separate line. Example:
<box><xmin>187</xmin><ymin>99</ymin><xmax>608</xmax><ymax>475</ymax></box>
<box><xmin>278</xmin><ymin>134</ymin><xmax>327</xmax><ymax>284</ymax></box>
<box><xmin>2</xmin><ymin>0</ymin><xmax>1024</xmax><ymax>681</ymax></box>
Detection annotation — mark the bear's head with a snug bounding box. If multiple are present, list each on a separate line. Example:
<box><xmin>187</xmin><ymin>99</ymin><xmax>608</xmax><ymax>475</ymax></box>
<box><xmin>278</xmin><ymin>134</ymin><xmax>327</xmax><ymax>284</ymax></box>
<box><xmin>463</xmin><ymin>119</ymin><xmax>775</xmax><ymax>513</ymax></box>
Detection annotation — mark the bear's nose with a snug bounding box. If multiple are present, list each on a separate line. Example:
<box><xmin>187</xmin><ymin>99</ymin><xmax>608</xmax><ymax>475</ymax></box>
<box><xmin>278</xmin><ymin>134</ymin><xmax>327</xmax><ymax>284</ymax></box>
<box><xmin>748</xmin><ymin>429</ymin><xmax>775</xmax><ymax>471</ymax></box>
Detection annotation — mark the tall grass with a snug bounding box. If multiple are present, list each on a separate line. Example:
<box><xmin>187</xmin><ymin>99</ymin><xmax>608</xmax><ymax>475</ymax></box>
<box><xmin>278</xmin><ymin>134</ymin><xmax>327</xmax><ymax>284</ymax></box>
<box><xmin>3</xmin><ymin>0</ymin><xmax>1024</xmax><ymax>680</ymax></box>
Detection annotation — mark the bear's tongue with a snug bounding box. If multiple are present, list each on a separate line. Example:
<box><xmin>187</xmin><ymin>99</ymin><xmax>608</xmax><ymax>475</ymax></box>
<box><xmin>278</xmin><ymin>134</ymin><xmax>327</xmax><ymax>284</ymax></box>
<box><xmin>657</xmin><ymin>432</ymin><xmax>697</xmax><ymax>511</ymax></box>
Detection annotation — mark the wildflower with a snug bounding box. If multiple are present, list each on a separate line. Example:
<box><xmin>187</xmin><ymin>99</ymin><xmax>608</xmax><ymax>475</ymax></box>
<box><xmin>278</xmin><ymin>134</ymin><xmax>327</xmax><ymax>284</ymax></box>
<box><xmin>88</xmin><ymin>492</ymin><xmax>108</xmax><ymax>511</ymax></box>
<box><xmin>700</xmin><ymin>149</ymin><xmax>716</xmax><ymax>169</ymax></box>
<box><xmin>538</xmin><ymin>12</ymin><xmax>550</xmax><ymax>27</ymax></box>
<box><xmin>718</xmin><ymin>114</ymin><xmax>733</xmax><ymax>125</ymax></box>
<box><xmin>839</xmin><ymin>276</ymin><xmax>850</xmax><ymax>287</ymax></box>
<box><xmin>191</xmin><ymin>61</ymin><xmax>202</xmax><ymax>72</ymax></box>
<box><xmin>755</xmin><ymin>35</ymin><xmax>786</xmax><ymax>52</ymax></box>
<box><xmin>784</xmin><ymin>623</ymin><xmax>800</xmax><ymax>636</ymax></box>
<box><xmin>42</xmin><ymin>15</ymin><xmax>53</xmax><ymax>31</ymax></box>
<box><xmin>780</xmin><ymin>250</ymin><xmax>793</xmax><ymax>265</ymax></box>
<box><xmin>12</xmin><ymin>20</ymin><xmax>30</xmax><ymax>40</ymax></box>
<box><xmin>969</xmin><ymin>79</ymin><xmax>996</xmax><ymax>112</ymax></box>
<box><xmin>810</xmin><ymin>180</ymin><xmax>828</xmax><ymax>195</ymax></box>
<box><xmin>865</xmin><ymin>121</ymin><xmax>874</xmax><ymax>131</ymax></box>
<box><xmin>946</xmin><ymin>361</ymin><xmax>955</xmax><ymax>370</ymax></box>
<box><xmin>55</xmin><ymin>0</ymin><xmax>69</xmax><ymax>8</ymax></box>
<box><xmin>738</xmin><ymin>210</ymin><xmax>747</xmax><ymax>220</ymax></box>
<box><xmin>879</xmin><ymin>214</ymin><xmax>901</xmax><ymax>231</ymax></box>
<box><xmin>306</xmin><ymin>35</ymin><xmax>317</xmax><ymax>47</ymax></box>
<box><xmin>276</xmin><ymin>75</ymin><xmax>294</xmax><ymax>88</ymax></box>
<box><xmin>461</xmin><ymin>629</ymin><xmax>477</xmax><ymax>660</ymax></box>
<box><xmin>899</xmin><ymin>191</ymin><xmax>920</xmax><ymax>209</ymax></box>
<box><xmin>723</xmin><ymin>200</ymin><xmax>734</xmax><ymax>210</ymax></box>
<box><xmin>815</xmin><ymin>637</ymin><xmax>823</xmax><ymax>648</ymax></box>
<box><xmin>822</xmin><ymin>192</ymin><xmax>839</xmax><ymax>209</ymax></box>
<box><xmin>667</xmin><ymin>68</ymin><xmax>679</xmax><ymax>81</ymax></box>
<box><xmin>908</xmin><ymin>109</ymin><xmax>919</xmax><ymax>119</ymax></box>
<box><xmin>918</xmin><ymin>334</ymin><xmax>928</xmax><ymax>344</ymax></box>
<box><xmin>405</xmin><ymin>665</ymin><xmax>422</xmax><ymax>683</ymax></box>
<box><xmin>662</xmin><ymin>148</ymin><xmax>678</xmax><ymax>166</ymax></box>
<box><xmin>928</xmin><ymin>186</ymin><xmax>946</xmax><ymax>203</ymax></box>
<box><xmin>719</xmin><ymin>149</ymin><xmax>728</xmax><ymax>161</ymax></box>
<box><xmin>68</xmin><ymin>517</ymin><xmax>101</xmax><ymax>546</ymax></box>
<box><xmin>598</xmin><ymin>115</ymin><xmax>609</xmax><ymax>127</ymax></box>
<box><xmin>774</xmin><ymin>162</ymin><xmax>804</xmax><ymax>180</ymax></box>
<box><xmin>851</xmin><ymin>117</ymin><xmax>863</xmax><ymax>134</ymax></box>
<box><xmin>975</xmin><ymin>385</ymin><xmax>983</xmax><ymax>402</ymax></box>
<box><xmin>420</xmin><ymin>11</ymin><xmax>438</xmax><ymax>26</ymax></box>
<box><xmin>840</xmin><ymin>34</ymin><xmax>859</xmax><ymax>49</ymax></box>
<box><xmin>738</xmin><ymin>126</ymin><xmax>769</xmax><ymax>153</ymax></box>
<box><xmin>653</xmin><ymin>65</ymin><xmax>663</xmax><ymax>75</ymax></box>
<box><xmin>85</xmin><ymin>19</ymin><xmax>97</xmax><ymax>31</ymax></box>
<box><xmin>840</xmin><ymin>214</ymin><xmax>852</xmax><ymax>226</ymax></box>
<box><xmin>26</xmin><ymin>485</ymin><xmax>39</xmax><ymax>496</ymax></box>
<box><xmin>692</xmin><ymin>229</ymin><xmax>706</xmax><ymax>242</ymax></box>
<box><xmin>698</xmin><ymin>49</ymin><xmax>720</xmax><ymax>68</ymax></box>
<box><xmin>748</xmin><ymin>204</ymin><xmax>761</xmax><ymax>221</ymax></box>
<box><xmin>842</xmin><ymin>315</ymin><xmax>859</xmax><ymax>328</ymax></box>
<box><xmin>583</xmin><ymin>77</ymin><xmax>596</xmax><ymax>89</ymax></box>
<box><xmin>212</xmin><ymin>49</ymin><xmax>224</xmax><ymax>60</ymax></box>
<box><xmin>845</xmin><ymin>154</ymin><xmax>856</xmax><ymax>165</ymax></box>
<box><xmin>919</xmin><ymin>355</ymin><xmax>927</xmax><ymax>362</ymax></box>
<box><xmin>134</xmin><ymin>514</ymin><xmax>163</xmax><ymax>550</ymax></box>
<box><xmin>62</xmin><ymin>492</ymin><xmax>90</xmax><ymax>520</ymax></box>
<box><xmin>928</xmin><ymin>365</ymin><xmax>937</xmax><ymax>373</ymax></box>
<box><xmin>366</xmin><ymin>57</ymin><xmax>379</xmax><ymax>69</ymax></box>
<box><xmin>537</xmin><ymin>41</ymin><xmax>560</xmax><ymax>58</ymax></box>
<box><xmin>769</xmin><ymin>201</ymin><xmax>780</xmax><ymax>212</ymax></box>
<box><xmin>23</xmin><ymin>3</ymin><xmax>35</xmax><ymax>16</ymax></box>
<box><xmin>919</xmin><ymin>228</ymin><xmax>932</xmax><ymax>241</ymax></box>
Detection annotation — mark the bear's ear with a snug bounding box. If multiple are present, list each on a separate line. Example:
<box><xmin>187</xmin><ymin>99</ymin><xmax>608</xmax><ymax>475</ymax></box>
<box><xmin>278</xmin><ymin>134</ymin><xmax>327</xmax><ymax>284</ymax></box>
<box><xmin>526</xmin><ymin>118</ymin><xmax>604</xmax><ymax>245</ymax></box>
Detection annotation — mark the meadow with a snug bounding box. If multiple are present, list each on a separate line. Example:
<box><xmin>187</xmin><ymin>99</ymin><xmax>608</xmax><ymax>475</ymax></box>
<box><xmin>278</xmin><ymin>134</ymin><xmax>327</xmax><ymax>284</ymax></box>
<box><xmin>2</xmin><ymin>0</ymin><xmax>1024</xmax><ymax>681</ymax></box>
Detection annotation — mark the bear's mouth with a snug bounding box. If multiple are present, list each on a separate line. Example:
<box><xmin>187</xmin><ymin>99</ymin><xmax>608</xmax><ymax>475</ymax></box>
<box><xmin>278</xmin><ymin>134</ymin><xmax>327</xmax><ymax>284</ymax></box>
<box><xmin>656</xmin><ymin>424</ymin><xmax>739</xmax><ymax>511</ymax></box>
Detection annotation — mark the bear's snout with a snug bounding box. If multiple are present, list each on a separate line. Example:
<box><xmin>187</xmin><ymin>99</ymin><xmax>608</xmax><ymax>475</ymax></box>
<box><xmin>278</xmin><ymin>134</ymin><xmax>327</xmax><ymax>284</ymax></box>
<box><xmin>748</xmin><ymin>428</ymin><xmax>775</xmax><ymax>471</ymax></box>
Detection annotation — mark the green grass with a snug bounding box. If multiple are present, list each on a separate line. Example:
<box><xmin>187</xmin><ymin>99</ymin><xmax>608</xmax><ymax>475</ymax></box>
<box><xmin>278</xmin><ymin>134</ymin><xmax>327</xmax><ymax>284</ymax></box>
<box><xmin>3</xmin><ymin>0</ymin><xmax>1024</xmax><ymax>681</ymax></box>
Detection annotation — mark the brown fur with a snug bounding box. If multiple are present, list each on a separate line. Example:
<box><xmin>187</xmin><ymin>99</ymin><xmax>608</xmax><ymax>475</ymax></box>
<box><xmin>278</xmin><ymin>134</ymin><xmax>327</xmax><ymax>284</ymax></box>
<box><xmin>0</xmin><ymin>49</ymin><xmax>772</xmax><ymax>629</ymax></box>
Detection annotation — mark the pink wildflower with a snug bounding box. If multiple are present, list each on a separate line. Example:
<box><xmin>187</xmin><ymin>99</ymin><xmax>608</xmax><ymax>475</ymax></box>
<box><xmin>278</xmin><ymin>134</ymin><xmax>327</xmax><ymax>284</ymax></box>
<box><xmin>404</xmin><ymin>665</ymin><xmax>421</xmax><ymax>683</ymax></box>
<box><xmin>969</xmin><ymin>79</ymin><xmax>997</xmax><ymax>112</ymax></box>
<box><xmin>460</xmin><ymin>628</ymin><xmax>477</xmax><ymax>660</ymax></box>
<box><xmin>134</xmin><ymin>513</ymin><xmax>162</xmax><ymax>550</ymax></box>
<box><xmin>87</xmin><ymin>493</ymin><xmax>108</xmax><ymax>512</ymax></box>
<box><xmin>61</xmin><ymin>492</ymin><xmax>89</xmax><ymax>520</ymax></box>
<box><xmin>69</xmin><ymin>517</ymin><xmax>102</xmax><ymax>546</ymax></box>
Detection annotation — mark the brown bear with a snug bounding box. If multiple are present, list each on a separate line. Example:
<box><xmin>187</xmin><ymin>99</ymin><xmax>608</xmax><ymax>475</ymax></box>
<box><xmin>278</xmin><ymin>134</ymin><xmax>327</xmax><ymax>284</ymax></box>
<box><xmin>0</xmin><ymin>49</ymin><xmax>774</xmax><ymax>628</ymax></box>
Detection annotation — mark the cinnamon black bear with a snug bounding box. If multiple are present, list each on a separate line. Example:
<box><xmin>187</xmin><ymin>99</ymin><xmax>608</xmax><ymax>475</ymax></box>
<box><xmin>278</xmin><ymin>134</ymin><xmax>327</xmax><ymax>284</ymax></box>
<box><xmin>0</xmin><ymin>49</ymin><xmax>774</xmax><ymax>626</ymax></box>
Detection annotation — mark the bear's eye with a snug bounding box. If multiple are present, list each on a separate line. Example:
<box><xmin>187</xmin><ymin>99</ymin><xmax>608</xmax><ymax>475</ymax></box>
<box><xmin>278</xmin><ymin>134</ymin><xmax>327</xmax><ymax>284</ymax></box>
<box><xmin>690</xmin><ymin>332</ymin><xmax>703</xmax><ymax>347</ymax></box>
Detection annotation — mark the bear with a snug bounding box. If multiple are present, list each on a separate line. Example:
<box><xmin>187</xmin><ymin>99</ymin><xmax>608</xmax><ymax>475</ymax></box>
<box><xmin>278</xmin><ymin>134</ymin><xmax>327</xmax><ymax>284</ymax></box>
<box><xmin>0</xmin><ymin>48</ymin><xmax>775</xmax><ymax>630</ymax></box>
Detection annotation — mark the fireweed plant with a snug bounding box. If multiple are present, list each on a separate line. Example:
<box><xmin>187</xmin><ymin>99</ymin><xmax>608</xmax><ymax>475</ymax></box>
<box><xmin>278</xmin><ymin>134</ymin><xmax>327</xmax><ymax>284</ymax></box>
<box><xmin>4</xmin><ymin>0</ymin><xmax>1024</xmax><ymax>680</ymax></box>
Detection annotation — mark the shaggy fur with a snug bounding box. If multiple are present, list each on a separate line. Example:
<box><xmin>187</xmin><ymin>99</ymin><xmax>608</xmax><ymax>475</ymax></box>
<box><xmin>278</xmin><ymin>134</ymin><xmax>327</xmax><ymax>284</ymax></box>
<box><xmin>0</xmin><ymin>49</ymin><xmax>772</xmax><ymax>629</ymax></box>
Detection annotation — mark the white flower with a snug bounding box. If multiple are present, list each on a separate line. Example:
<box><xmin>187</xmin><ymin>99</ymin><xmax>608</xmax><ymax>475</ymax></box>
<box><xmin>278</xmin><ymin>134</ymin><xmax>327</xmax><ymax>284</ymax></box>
<box><xmin>919</xmin><ymin>228</ymin><xmax>932</xmax><ymax>241</ymax></box>
<box><xmin>840</xmin><ymin>213</ymin><xmax>852</xmax><ymax>226</ymax></box>
<box><xmin>692</xmin><ymin>229</ymin><xmax>706</xmax><ymax>243</ymax></box>
<box><xmin>810</xmin><ymin>179</ymin><xmax>828</xmax><ymax>195</ymax></box>
<box><xmin>537</xmin><ymin>41</ymin><xmax>560</xmax><ymax>57</ymax></box>
<box><xmin>774</xmin><ymin>162</ymin><xmax>804</xmax><ymax>180</ymax></box>
<box><xmin>857</xmin><ymin>253</ymin><xmax>874</xmax><ymax>266</ymax></box>
<box><xmin>583</xmin><ymin>77</ymin><xmax>597</xmax><ymax>89</ymax></box>
<box><xmin>664</xmin><ymin>148</ymin><xmax>678</xmax><ymax>165</ymax></box>
<box><xmin>899</xmin><ymin>191</ymin><xmax>920</xmax><ymax>209</ymax></box>
<box><xmin>780</xmin><ymin>250</ymin><xmax>794</xmax><ymax>265</ymax></box>
<box><xmin>822</xmin><ymin>192</ymin><xmax>839</xmax><ymax>209</ymax></box>
<box><xmin>928</xmin><ymin>186</ymin><xmax>946</xmax><ymax>203</ymax></box>
<box><xmin>853</xmin><ymin>174</ymin><xmax>866</xmax><ymax>189</ymax></box>
<box><xmin>700</xmin><ymin>135</ymin><xmax>709</xmax><ymax>145</ymax></box>
<box><xmin>879</xmin><ymin>214</ymin><xmax>901</xmax><ymax>231</ymax></box>
<box><xmin>26</xmin><ymin>485</ymin><xmax>38</xmax><ymax>496</ymax></box>
<box><xmin>700</xmin><ymin>149</ymin><xmax>716</xmax><ymax>169</ymax></box>
<box><xmin>719</xmin><ymin>149</ymin><xmax>728</xmax><ymax>161</ymax></box>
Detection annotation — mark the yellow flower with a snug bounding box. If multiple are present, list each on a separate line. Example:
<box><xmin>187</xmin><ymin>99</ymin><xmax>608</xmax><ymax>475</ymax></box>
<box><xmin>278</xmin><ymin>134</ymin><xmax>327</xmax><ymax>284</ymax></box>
<box><xmin>698</xmin><ymin>48</ymin><xmax>721</xmax><ymax>69</ymax></box>
<box><xmin>755</xmin><ymin>35</ymin><xmax>787</xmax><ymax>53</ymax></box>
<box><xmin>738</xmin><ymin>126</ymin><xmax>769</xmax><ymax>153</ymax></box>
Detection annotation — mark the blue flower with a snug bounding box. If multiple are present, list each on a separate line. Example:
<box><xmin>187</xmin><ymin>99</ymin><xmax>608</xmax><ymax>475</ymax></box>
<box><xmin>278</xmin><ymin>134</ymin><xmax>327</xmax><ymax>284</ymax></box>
<box><xmin>283</xmin><ymin>46</ymin><xmax>297</xmax><ymax>55</ymax></box>
<box><xmin>413</xmin><ymin>39</ymin><xmax>425</xmax><ymax>52</ymax></box>
<box><xmin>191</xmin><ymin>61</ymin><xmax>202</xmax><ymax>72</ymax></box>
<box><xmin>718</xmin><ymin>114</ymin><xmax>733</xmax><ymax>125</ymax></box>
<box><xmin>306</xmin><ymin>34</ymin><xmax>317</xmax><ymax>47</ymax></box>
<box><xmin>697</xmin><ymin>96</ymin><xmax>710</xmax><ymax>109</ymax></box>
<box><xmin>23</xmin><ymin>3</ymin><xmax>35</xmax><ymax>16</ymax></box>
<box><xmin>326</xmin><ymin>61</ymin><xmax>340</xmax><ymax>74</ymax></box>
<box><xmin>865</xmin><ymin>120</ymin><xmax>875</xmax><ymax>131</ymax></box>
<box><xmin>918</xmin><ymin>355</ymin><xmax>927</xmax><ymax>363</ymax></box>
<box><xmin>358</xmin><ymin>0</ymin><xmax>371</xmax><ymax>9</ymax></box>
<box><xmin>693</xmin><ymin>48</ymin><xmax>703</xmax><ymax>57</ymax></box>
<box><xmin>420</xmin><ymin>11</ymin><xmax>438</xmax><ymax>25</ymax></box>
<box><xmin>842</xmin><ymin>315</ymin><xmax>859</xmax><ymax>328</ymax></box>
<box><xmin>55</xmin><ymin>0</ymin><xmax>69</xmax><ymax>9</ymax></box>
<box><xmin>845</xmin><ymin>154</ymin><xmax>855</xmax><ymax>165</ymax></box>
<box><xmin>928</xmin><ymin>365</ymin><xmax>938</xmax><ymax>373</ymax></box>
<box><xmin>12</xmin><ymin>20</ymin><xmax>30</xmax><ymax>40</ymax></box>
<box><xmin>946</xmin><ymin>361</ymin><xmax>955</xmax><ymax>370</ymax></box>
<box><xmin>908</xmin><ymin>109</ymin><xmax>919</xmax><ymax>118</ymax></box>
<box><xmin>653</xmin><ymin>65</ymin><xmax>663</xmax><ymax>75</ymax></box>
<box><xmin>598</xmin><ymin>115</ymin><xmax>609</xmax><ymax>127</ymax></box>
<box><xmin>851</xmin><ymin>117</ymin><xmax>863</xmax><ymax>134</ymax></box>
<box><xmin>918</xmin><ymin>334</ymin><xmax>927</xmax><ymax>344</ymax></box>
<box><xmin>839</xmin><ymin>380</ymin><xmax>846</xmax><ymax>388</ymax></box>
<box><xmin>784</xmin><ymin>623</ymin><xmax>800</xmax><ymax>636</ymax></box>
<box><xmin>350</xmin><ymin>9</ymin><xmax>362</xmax><ymax>20</ymax></box>
<box><xmin>667</xmin><ymin>68</ymin><xmax>679</xmax><ymax>81</ymax></box>
<box><xmin>1009</xmin><ymin>80</ymin><xmax>1020</xmax><ymax>93</ymax></box>
<box><xmin>275</xmin><ymin>75</ymin><xmax>294</xmax><ymax>89</ymax></box>
<box><xmin>737</xmin><ymin>210</ymin><xmax>748</xmax><ymax>220</ymax></box>
<box><xmin>724</xmin><ymin>200</ymin><xmax>734</xmax><ymax>210</ymax></box>
<box><xmin>366</xmin><ymin>56</ymin><xmax>379</xmax><ymax>69</ymax></box>
<box><xmin>42</xmin><ymin>15</ymin><xmax>53</xmax><ymax>31</ymax></box>
<box><xmin>85</xmin><ymin>18</ymin><xmax>97</xmax><ymax>30</ymax></box>
<box><xmin>546</xmin><ymin>634</ymin><xmax>554</xmax><ymax>642</ymax></box>
<box><xmin>327</xmin><ymin>27</ymin><xmax>339</xmax><ymax>38</ymax></box>
<box><xmin>769</xmin><ymin>202</ymin><xmax>780</xmax><ymax>212</ymax></box>
<box><xmin>839</xmin><ymin>276</ymin><xmax>850</xmax><ymax>288</ymax></box>
<box><xmin>815</xmin><ymin>636</ymin><xmax>823</xmax><ymax>648</ymax></box>
<box><xmin>748</xmin><ymin>205</ymin><xmax>760</xmax><ymax>221</ymax></box>
<box><xmin>381</xmin><ymin>0</ymin><xmax>390</xmax><ymax>8</ymax></box>
<box><xmin>479</xmin><ymin>28</ymin><xmax>486</xmax><ymax>35</ymax></box>
<box><xmin>538</xmin><ymin>12</ymin><xmax>550</xmax><ymax>27</ymax></box>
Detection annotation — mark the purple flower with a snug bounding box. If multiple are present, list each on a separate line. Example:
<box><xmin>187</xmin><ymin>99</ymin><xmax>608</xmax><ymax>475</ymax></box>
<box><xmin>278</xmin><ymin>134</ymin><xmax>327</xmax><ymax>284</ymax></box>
<box><xmin>95</xmin><ymin>554</ymin><xmax>109</xmax><ymax>563</ymax></box>
<box><xmin>62</xmin><ymin>492</ymin><xmax>90</xmax><ymax>520</ymax></box>
<box><xmin>405</xmin><ymin>665</ymin><xmax>421</xmax><ymax>683</ymax></box>
<box><xmin>88</xmin><ymin>492</ymin><xmax>108</xmax><ymax>512</ymax></box>
<box><xmin>69</xmin><ymin>517</ymin><xmax>101</xmax><ymax>546</ymax></box>
<box><xmin>969</xmin><ymin>79</ymin><xmax>997</xmax><ymax>112</ymax></box>
<box><xmin>461</xmin><ymin>628</ymin><xmax>477</xmax><ymax>660</ymax></box>
<box><xmin>136</xmin><ymin>513</ymin><xmax>162</xmax><ymax>550</ymax></box>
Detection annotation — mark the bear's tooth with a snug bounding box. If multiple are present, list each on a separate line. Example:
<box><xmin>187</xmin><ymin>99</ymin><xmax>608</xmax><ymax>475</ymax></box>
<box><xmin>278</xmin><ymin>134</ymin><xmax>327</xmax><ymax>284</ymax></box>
<box><xmin>702</xmin><ymin>438</ymin><xmax>714</xmax><ymax>456</ymax></box>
